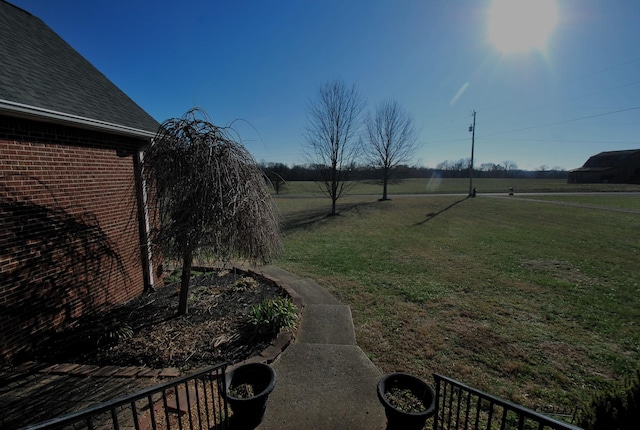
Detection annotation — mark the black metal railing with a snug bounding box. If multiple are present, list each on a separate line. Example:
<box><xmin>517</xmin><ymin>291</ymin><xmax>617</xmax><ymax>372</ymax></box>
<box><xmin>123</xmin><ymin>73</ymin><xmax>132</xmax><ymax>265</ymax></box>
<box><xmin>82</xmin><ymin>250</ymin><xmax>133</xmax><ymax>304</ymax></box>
<box><xmin>20</xmin><ymin>364</ymin><xmax>229</xmax><ymax>430</ymax></box>
<box><xmin>432</xmin><ymin>374</ymin><xmax>583</xmax><ymax>430</ymax></box>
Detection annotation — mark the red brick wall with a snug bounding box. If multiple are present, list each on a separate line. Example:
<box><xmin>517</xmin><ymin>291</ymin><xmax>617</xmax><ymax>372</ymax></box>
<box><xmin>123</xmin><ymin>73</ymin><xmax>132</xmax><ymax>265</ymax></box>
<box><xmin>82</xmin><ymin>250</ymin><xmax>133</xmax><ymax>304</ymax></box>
<box><xmin>0</xmin><ymin>115</ymin><xmax>152</xmax><ymax>364</ymax></box>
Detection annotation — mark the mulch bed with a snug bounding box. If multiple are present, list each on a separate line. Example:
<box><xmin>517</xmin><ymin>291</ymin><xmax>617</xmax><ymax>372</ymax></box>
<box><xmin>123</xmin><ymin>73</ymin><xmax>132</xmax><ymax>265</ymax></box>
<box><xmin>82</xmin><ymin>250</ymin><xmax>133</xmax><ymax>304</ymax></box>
<box><xmin>22</xmin><ymin>268</ymin><xmax>287</xmax><ymax>371</ymax></box>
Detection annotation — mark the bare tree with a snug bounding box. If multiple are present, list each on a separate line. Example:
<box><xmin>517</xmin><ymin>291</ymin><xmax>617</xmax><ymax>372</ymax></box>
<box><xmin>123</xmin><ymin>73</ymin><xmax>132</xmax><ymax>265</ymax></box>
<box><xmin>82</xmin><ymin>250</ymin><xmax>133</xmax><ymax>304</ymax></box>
<box><xmin>303</xmin><ymin>80</ymin><xmax>365</xmax><ymax>216</ymax></box>
<box><xmin>262</xmin><ymin>162</ymin><xmax>289</xmax><ymax>195</ymax></box>
<box><xmin>536</xmin><ymin>165</ymin><xmax>549</xmax><ymax>178</ymax></box>
<box><xmin>142</xmin><ymin>108</ymin><xmax>281</xmax><ymax>315</ymax></box>
<box><xmin>436</xmin><ymin>158</ymin><xmax>471</xmax><ymax>178</ymax></box>
<box><xmin>363</xmin><ymin>99</ymin><xmax>418</xmax><ymax>200</ymax></box>
<box><xmin>502</xmin><ymin>160</ymin><xmax>518</xmax><ymax>178</ymax></box>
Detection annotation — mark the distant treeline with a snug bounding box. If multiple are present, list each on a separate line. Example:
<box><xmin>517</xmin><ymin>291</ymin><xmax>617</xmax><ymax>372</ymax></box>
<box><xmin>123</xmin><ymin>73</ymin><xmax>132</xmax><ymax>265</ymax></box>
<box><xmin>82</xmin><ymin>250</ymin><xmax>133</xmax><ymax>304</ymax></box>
<box><xmin>260</xmin><ymin>159</ymin><xmax>568</xmax><ymax>184</ymax></box>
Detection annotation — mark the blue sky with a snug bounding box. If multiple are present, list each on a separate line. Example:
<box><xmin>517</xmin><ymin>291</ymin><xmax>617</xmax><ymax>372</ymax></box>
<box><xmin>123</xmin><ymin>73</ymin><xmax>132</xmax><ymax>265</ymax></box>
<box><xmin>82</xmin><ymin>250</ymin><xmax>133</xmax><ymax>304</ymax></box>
<box><xmin>11</xmin><ymin>0</ymin><xmax>640</xmax><ymax>170</ymax></box>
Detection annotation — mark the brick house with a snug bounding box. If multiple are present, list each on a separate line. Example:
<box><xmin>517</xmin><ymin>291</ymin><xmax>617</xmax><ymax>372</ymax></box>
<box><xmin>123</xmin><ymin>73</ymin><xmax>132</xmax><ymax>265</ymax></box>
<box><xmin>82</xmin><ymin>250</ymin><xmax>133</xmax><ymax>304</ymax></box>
<box><xmin>0</xmin><ymin>1</ymin><xmax>162</xmax><ymax>363</ymax></box>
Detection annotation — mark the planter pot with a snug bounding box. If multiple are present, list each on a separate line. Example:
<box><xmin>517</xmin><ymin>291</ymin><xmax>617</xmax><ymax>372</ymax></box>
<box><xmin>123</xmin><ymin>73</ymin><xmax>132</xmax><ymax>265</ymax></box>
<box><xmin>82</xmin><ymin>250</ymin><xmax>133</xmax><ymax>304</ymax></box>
<box><xmin>377</xmin><ymin>372</ymin><xmax>436</xmax><ymax>430</ymax></box>
<box><xmin>224</xmin><ymin>362</ymin><xmax>276</xmax><ymax>429</ymax></box>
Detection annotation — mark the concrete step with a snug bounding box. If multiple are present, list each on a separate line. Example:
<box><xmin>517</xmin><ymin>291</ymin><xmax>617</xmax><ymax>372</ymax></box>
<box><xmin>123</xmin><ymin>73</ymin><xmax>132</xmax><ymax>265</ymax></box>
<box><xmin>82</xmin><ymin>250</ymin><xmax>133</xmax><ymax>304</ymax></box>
<box><xmin>297</xmin><ymin>304</ymin><xmax>357</xmax><ymax>345</ymax></box>
<box><xmin>254</xmin><ymin>266</ymin><xmax>306</xmax><ymax>286</ymax></box>
<box><xmin>258</xmin><ymin>343</ymin><xmax>385</xmax><ymax>429</ymax></box>
<box><xmin>255</xmin><ymin>266</ymin><xmax>341</xmax><ymax>305</ymax></box>
<box><xmin>289</xmin><ymin>279</ymin><xmax>342</xmax><ymax>305</ymax></box>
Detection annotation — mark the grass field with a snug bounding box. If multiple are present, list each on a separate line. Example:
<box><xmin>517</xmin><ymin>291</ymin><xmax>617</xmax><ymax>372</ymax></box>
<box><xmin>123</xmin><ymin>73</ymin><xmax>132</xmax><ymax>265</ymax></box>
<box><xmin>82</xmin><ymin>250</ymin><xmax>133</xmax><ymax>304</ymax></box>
<box><xmin>277</xmin><ymin>178</ymin><xmax>640</xmax><ymax>196</ymax></box>
<box><xmin>272</xmin><ymin>185</ymin><xmax>640</xmax><ymax>417</ymax></box>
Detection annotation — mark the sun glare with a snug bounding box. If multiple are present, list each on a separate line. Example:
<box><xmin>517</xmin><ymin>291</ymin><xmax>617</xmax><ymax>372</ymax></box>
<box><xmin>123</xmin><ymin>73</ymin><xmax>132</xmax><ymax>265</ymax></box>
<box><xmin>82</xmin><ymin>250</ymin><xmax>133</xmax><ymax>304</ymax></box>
<box><xmin>487</xmin><ymin>0</ymin><xmax>559</xmax><ymax>54</ymax></box>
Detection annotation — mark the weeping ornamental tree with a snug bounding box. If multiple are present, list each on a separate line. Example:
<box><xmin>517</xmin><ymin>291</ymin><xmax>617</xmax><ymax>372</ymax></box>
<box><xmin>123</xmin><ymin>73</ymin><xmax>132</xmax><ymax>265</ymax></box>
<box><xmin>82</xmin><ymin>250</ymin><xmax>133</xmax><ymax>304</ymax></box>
<box><xmin>142</xmin><ymin>109</ymin><xmax>281</xmax><ymax>315</ymax></box>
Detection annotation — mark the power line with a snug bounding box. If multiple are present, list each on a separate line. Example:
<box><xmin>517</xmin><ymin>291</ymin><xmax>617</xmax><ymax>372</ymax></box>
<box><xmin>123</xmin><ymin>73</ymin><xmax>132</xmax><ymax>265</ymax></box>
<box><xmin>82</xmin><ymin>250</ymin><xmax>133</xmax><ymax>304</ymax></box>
<box><xmin>478</xmin><ymin>79</ymin><xmax>640</xmax><ymax>128</ymax></box>
<box><xmin>424</xmin><ymin>106</ymin><xmax>640</xmax><ymax>148</ymax></box>
<box><xmin>562</xmin><ymin>57</ymin><xmax>640</xmax><ymax>86</ymax></box>
<box><xmin>490</xmin><ymin>138</ymin><xmax>639</xmax><ymax>145</ymax></box>
<box><xmin>478</xmin><ymin>107</ymin><xmax>640</xmax><ymax>139</ymax></box>
<box><xmin>424</xmin><ymin>57</ymin><xmax>640</xmax><ymax>131</ymax></box>
<box><xmin>478</xmin><ymin>56</ymin><xmax>640</xmax><ymax>118</ymax></box>
<box><xmin>420</xmin><ymin>79</ymin><xmax>640</xmax><ymax>146</ymax></box>
<box><xmin>420</xmin><ymin>58</ymin><xmax>640</xmax><ymax>149</ymax></box>
<box><xmin>424</xmin><ymin>137</ymin><xmax>468</xmax><ymax>147</ymax></box>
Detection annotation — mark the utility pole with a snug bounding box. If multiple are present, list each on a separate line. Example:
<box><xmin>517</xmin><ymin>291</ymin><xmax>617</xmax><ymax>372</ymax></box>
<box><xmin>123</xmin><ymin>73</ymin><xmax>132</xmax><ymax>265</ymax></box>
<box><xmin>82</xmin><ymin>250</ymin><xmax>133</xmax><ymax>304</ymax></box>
<box><xmin>468</xmin><ymin>110</ymin><xmax>476</xmax><ymax>198</ymax></box>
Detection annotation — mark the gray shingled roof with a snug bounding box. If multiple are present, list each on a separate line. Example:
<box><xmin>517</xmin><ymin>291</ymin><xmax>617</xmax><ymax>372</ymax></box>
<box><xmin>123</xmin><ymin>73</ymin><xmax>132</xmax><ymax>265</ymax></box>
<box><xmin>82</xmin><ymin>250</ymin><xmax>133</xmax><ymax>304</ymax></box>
<box><xmin>582</xmin><ymin>149</ymin><xmax>640</xmax><ymax>168</ymax></box>
<box><xmin>570</xmin><ymin>149</ymin><xmax>640</xmax><ymax>172</ymax></box>
<box><xmin>0</xmin><ymin>1</ymin><xmax>159</xmax><ymax>137</ymax></box>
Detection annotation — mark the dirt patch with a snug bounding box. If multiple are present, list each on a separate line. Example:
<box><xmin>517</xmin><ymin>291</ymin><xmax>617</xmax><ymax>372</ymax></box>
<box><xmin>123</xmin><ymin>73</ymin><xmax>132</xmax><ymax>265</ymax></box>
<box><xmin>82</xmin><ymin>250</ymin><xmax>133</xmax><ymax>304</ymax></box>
<box><xmin>520</xmin><ymin>259</ymin><xmax>589</xmax><ymax>285</ymax></box>
<box><xmin>21</xmin><ymin>269</ymin><xmax>287</xmax><ymax>370</ymax></box>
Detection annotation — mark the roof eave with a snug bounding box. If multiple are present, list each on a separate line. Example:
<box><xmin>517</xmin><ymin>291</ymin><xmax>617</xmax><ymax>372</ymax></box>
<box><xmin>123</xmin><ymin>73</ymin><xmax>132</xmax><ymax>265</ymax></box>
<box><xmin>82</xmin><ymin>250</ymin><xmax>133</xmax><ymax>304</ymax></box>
<box><xmin>569</xmin><ymin>167</ymin><xmax>613</xmax><ymax>173</ymax></box>
<box><xmin>0</xmin><ymin>99</ymin><xmax>157</xmax><ymax>140</ymax></box>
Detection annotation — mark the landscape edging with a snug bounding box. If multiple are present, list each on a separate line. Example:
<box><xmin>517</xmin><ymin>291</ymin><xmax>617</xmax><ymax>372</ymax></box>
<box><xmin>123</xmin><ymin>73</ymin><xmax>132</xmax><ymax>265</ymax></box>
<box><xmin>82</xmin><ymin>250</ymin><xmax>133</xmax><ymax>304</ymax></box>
<box><xmin>1</xmin><ymin>266</ymin><xmax>303</xmax><ymax>380</ymax></box>
<box><xmin>224</xmin><ymin>265</ymin><xmax>304</xmax><ymax>374</ymax></box>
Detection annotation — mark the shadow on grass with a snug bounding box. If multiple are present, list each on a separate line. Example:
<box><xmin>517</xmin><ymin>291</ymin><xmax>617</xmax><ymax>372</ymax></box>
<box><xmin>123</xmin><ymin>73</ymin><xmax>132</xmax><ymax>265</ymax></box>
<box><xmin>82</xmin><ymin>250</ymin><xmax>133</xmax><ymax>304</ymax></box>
<box><xmin>414</xmin><ymin>197</ymin><xmax>467</xmax><ymax>226</ymax></box>
<box><xmin>281</xmin><ymin>199</ymin><xmax>379</xmax><ymax>232</ymax></box>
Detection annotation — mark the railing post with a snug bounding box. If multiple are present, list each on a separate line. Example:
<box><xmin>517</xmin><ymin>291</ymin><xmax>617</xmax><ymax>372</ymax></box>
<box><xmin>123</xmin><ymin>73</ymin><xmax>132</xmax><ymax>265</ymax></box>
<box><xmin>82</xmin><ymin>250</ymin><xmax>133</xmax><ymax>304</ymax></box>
<box><xmin>430</xmin><ymin>374</ymin><xmax>583</xmax><ymax>430</ymax></box>
<box><xmin>19</xmin><ymin>364</ymin><xmax>230</xmax><ymax>430</ymax></box>
<box><xmin>433</xmin><ymin>375</ymin><xmax>441</xmax><ymax>430</ymax></box>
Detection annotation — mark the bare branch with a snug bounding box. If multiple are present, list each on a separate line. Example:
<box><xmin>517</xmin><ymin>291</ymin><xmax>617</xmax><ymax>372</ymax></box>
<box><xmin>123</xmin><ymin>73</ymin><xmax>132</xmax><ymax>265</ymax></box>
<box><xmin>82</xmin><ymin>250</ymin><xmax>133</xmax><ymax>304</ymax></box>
<box><xmin>303</xmin><ymin>80</ymin><xmax>365</xmax><ymax>215</ymax></box>
<box><xmin>363</xmin><ymin>99</ymin><xmax>418</xmax><ymax>200</ymax></box>
<box><xmin>142</xmin><ymin>108</ymin><xmax>281</xmax><ymax>314</ymax></box>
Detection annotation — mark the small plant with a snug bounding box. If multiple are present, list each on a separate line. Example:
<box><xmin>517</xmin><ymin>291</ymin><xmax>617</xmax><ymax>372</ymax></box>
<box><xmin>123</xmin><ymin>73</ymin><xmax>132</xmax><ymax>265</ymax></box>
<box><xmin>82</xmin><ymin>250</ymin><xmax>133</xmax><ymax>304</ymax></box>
<box><xmin>229</xmin><ymin>382</ymin><xmax>256</xmax><ymax>398</ymax></box>
<box><xmin>233</xmin><ymin>276</ymin><xmax>259</xmax><ymax>291</ymax></box>
<box><xmin>248</xmin><ymin>297</ymin><xmax>297</xmax><ymax>335</ymax></box>
<box><xmin>163</xmin><ymin>268</ymin><xmax>204</xmax><ymax>286</ymax></box>
<box><xmin>95</xmin><ymin>321</ymin><xmax>134</xmax><ymax>346</ymax></box>
<box><xmin>163</xmin><ymin>269</ymin><xmax>182</xmax><ymax>285</ymax></box>
<box><xmin>576</xmin><ymin>371</ymin><xmax>640</xmax><ymax>430</ymax></box>
<box><xmin>385</xmin><ymin>387</ymin><xmax>427</xmax><ymax>413</ymax></box>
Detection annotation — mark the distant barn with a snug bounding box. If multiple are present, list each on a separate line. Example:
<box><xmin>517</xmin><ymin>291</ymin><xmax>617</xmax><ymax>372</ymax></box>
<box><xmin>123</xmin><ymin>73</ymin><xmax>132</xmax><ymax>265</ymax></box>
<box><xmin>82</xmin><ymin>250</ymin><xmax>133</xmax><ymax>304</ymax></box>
<box><xmin>568</xmin><ymin>149</ymin><xmax>640</xmax><ymax>184</ymax></box>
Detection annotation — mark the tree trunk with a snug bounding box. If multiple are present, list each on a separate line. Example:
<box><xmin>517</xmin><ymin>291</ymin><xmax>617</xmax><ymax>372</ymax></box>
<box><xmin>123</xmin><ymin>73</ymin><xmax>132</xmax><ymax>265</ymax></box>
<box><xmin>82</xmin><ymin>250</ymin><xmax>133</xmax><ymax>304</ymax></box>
<box><xmin>382</xmin><ymin>167</ymin><xmax>389</xmax><ymax>201</ymax></box>
<box><xmin>330</xmin><ymin>175</ymin><xmax>338</xmax><ymax>215</ymax></box>
<box><xmin>177</xmin><ymin>247</ymin><xmax>193</xmax><ymax>316</ymax></box>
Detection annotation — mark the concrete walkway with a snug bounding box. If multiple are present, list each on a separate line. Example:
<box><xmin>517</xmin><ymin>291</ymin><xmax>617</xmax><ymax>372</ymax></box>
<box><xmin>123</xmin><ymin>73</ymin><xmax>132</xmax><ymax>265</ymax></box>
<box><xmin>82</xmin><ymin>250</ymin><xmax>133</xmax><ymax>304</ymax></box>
<box><xmin>253</xmin><ymin>266</ymin><xmax>386</xmax><ymax>429</ymax></box>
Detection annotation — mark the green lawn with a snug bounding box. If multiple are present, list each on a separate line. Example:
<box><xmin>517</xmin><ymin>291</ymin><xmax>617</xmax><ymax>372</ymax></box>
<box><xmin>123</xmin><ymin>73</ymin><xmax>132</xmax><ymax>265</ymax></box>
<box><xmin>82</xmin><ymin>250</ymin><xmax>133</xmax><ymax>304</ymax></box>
<box><xmin>276</xmin><ymin>178</ymin><xmax>640</xmax><ymax>196</ymax></box>
<box><xmin>273</xmin><ymin>190</ymin><xmax>640</xmax><ymax>416</ymax></box>
<box><xmin>517</xmin><ymin>194</ymin><xmax>640</xmax><ymax>211</ymax></box>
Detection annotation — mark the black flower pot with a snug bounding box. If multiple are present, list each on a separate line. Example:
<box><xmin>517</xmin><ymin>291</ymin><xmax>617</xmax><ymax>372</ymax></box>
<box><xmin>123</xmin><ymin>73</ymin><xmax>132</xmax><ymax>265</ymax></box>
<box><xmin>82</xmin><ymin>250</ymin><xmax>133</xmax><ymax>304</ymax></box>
<box><xmin>377</xmin><ymin>372</ymin><xmax>436</xmax><ymax>430</ymax></box>
<box><xmin>224</xmin><ymin>363</ymin><xmax>276</xmax><ymax>429</ymax></box>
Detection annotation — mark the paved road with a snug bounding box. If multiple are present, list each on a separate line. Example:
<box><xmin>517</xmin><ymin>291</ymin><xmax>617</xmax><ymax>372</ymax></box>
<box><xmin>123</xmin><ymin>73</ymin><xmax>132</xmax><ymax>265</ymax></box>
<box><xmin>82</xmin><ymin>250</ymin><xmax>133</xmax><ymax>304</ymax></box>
<box><xmin>484</xmin><ymin>192</ymin><xmax>640</xmax><ymax>214</ymax></box>
<box><xmin>277</xmin><ymin>191</ymin><xmax>640</xmax><ymax>198</ymax></box>
<box><xmin>277</xmin><ymin>191</ymin><xmax>640</xmax><ymax>215</ymax></box>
